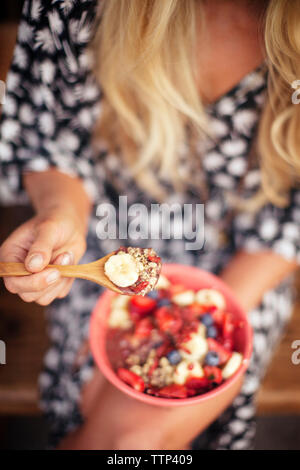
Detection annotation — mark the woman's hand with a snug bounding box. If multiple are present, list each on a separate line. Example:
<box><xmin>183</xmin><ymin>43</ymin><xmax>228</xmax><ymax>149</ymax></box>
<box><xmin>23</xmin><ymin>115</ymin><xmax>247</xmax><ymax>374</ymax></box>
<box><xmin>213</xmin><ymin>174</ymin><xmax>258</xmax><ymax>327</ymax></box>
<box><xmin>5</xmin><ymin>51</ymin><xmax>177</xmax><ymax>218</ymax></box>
<box><xmin>0</xmin><ymin>209</ymin><xmax>87</xmax><ymax>305</ymax></box>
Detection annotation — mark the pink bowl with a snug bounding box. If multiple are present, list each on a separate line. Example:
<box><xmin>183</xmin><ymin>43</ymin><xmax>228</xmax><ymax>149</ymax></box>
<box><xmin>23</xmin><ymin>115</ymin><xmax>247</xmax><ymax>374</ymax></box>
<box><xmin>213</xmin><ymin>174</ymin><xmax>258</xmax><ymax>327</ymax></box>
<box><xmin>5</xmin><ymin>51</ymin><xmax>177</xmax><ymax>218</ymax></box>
<box><xmin>90</xmin><ymin>264</ymin><xmax>253</xmax><ymax>407</ymax></box>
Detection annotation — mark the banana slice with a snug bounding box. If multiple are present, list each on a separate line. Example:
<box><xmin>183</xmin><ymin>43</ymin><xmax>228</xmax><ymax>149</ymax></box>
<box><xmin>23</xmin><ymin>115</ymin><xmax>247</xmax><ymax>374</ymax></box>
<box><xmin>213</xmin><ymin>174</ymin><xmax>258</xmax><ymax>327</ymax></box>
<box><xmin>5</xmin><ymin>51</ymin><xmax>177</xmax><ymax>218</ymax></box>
<box><xmin>108</xmin><ymin>307</ymin><xmax>133</xmax><ymax>329</ymax></box>
<box><xmin>222</xmin><ymin>352</ymin><xmax>243</xmax><ymax>379</ymax></box>
<box><xmin>155</xmin><ymin>274</ymin><xmax>170</xmax><ymax>290</ymax></box>
<box><xmin>196</xmin><ymin>323</ymin><xmax>206</xmax><ymax>338</ymax></box>
<box><xmin>172</xmin><ymin>290</ymin><xmax>195</xmax><ymax>306</ymax></box>
<box><xmin>195</xmin><ymin>288</ymin><xmax>226</xmax><ymax>309</ymax></box>
<box><xmin>111</xmin><ymin>294</ymin><xmax>130</xmax><ymax>309</ymax></box>
<box><xmin>180</xmin><ymin>333</ymin><xmax>208</xmax><ymax>361</ymax></box>
<box><xmin>105</xmin><ymin>252</ymin><xmax>139</xmax><ymax>288</ymax></box>
<box><xmin>174</xmin><ymin>360</ymin><xmax>204</xmax><ymax>385</ymax></box>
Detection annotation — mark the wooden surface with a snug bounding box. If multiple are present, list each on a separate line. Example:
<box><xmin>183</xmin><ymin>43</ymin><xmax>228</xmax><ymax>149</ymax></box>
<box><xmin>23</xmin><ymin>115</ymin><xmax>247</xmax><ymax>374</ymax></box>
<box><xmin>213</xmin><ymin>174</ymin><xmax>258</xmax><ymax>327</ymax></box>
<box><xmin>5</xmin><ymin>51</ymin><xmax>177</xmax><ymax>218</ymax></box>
<box><xmin>257</xmin><ymin>287</ymin><xmax>300</xmax><ymax>414</ymax></box>
<box><xmin>0</xmin><ymin>22</ymin><xmax>18</xmax><ymax>81</ymax></box>
<box><xmin>0</xmin><ymin>206</ymin><xmax>48</xmax><ymax>415</ymax></box>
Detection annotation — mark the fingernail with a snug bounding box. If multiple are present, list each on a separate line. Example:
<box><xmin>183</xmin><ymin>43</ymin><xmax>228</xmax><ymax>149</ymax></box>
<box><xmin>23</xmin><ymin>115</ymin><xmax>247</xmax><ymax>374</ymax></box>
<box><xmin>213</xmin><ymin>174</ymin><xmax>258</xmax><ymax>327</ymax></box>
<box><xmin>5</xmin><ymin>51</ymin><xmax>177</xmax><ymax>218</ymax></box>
<box><xmin>28</xmin><ymin>254</ymin><xmax>44</xmax><ymax>270</ymax></box>
<box><xmin>46</xmin><ymin>270</ymin><xmax>60</xmax><ymax>285</ymax></box>
<box><xmin>59</xmin><ymin>252</ymin><xmax>73</xmax><ymax>266</ymax></box>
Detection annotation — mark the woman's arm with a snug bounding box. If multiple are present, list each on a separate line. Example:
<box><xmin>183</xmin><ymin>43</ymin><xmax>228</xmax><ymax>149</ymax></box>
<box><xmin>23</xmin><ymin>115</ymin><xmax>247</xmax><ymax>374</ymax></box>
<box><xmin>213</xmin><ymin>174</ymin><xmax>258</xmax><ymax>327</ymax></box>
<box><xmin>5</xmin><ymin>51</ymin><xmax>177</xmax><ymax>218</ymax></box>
<box><xmin>220</xmin><ymin>250</ymin><xmax>298</xmax><ymax>312</ymax></box>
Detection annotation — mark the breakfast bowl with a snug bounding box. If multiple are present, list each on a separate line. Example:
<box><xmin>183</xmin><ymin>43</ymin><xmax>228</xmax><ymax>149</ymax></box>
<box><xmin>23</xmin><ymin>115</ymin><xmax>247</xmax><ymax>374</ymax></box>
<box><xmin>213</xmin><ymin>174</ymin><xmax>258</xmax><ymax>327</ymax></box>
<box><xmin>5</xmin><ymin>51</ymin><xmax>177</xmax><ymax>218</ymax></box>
<box><xmin>90</xmin><ymin>264</ymin><xmax>252</xmax><ymax>407</ymax></box>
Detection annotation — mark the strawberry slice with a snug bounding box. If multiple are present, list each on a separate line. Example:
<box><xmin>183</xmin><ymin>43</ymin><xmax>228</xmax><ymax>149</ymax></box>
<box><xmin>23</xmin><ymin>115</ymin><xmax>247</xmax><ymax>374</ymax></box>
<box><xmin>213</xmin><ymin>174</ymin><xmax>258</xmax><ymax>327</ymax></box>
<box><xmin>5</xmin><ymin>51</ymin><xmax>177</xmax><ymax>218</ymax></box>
<box><xmin>185</xmin><ymin>303</ymin><xmax>207</xmax><ymax>318</ymax></box>
<box><xmin>134</xmin><ymin>317</ymin><xmax>153</xmax><ymax>338</ymax></box>
<box><xmin>117</xmin><ymin>368</ymin><xmax>145</xmax><ymax>392</ymax></box>
<box><xmin>204</xmin><ymin>366</ymin><xmax>223</xmax><ymax>385</ymax></box>
<box><xmin>130</xmin><ymin>295</ymin><xmax>156</xmax><ymax>318</ymax></box>
<box><xmin>154</xmin><ymin>306</ymin><xmax>183</xmax><ymax>334</ymax></box>
<box><xmin>158</xmin><ymin>384</ymin><xmax>188</xmax><ymax>398</ymax></box>
<box><xmin>186</xmin><ymin>377</ymin><xmax>210</xmax><ymax>390</ymax></box>
<box><xmin>186</xmin><ymin>388</ymin><xmax>198</xmax><ymax>397</ymax></box>
<box><xmin>207</xmin><ymin>338</ymin><xmax>232</xmax><ymax>364</ymax></box>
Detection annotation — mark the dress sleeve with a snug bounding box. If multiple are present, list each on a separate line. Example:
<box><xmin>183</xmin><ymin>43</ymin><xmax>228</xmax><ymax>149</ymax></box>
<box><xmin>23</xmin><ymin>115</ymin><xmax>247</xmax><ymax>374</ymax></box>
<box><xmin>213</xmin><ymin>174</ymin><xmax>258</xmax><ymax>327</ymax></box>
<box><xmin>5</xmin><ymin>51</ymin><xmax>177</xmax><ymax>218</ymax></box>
<box><xmin>0</xmin><ymin>0</ymin><xmax>102</xmax><ymax>204</ymax></box>
<box><xmin>233</xmin><ymin>181</ymin><xmax>300</xmax><ymax>264</ymax></box>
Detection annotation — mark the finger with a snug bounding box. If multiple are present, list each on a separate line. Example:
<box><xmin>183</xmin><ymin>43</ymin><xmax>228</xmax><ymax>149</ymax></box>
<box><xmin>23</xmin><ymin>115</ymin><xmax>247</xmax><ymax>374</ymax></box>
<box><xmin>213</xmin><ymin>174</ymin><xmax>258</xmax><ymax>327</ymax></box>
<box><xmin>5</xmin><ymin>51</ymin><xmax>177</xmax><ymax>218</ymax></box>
<box><xmin>17</xmin><ymin>276</ymin><xmax>71</xmax><ymax>302</ymax></box>
<box><xmin>36</xmin><ymin>281</ymin><xmax>71</xmax><ymax>306</ymax></box>
<box><xmin>4</xmin><ymin>268</ymin><xmax>61</xmax><ymax>294</ymax></box>
<box><xmin>57</xmin><ymin>278</ymin><xmax>74</xmax><ymax>298</ymax></box>
<box><xmin>51</xmin><ymin>251</ymin><xmax>74</xmax><ymax>297</ymax></box>
<box><xmin>9</xmin><ymin>250</ymin><xmax>75</xmax><ymax>297</ymax></box>
<box><xmin>25</xmin><ymin>220</ymin><xmax>60</xmax><ymax>273</ymax></box>
<box><xmin>52</xmin><ymin>250</ymin><xmax>74</xmax><ymax>266</ymax></box>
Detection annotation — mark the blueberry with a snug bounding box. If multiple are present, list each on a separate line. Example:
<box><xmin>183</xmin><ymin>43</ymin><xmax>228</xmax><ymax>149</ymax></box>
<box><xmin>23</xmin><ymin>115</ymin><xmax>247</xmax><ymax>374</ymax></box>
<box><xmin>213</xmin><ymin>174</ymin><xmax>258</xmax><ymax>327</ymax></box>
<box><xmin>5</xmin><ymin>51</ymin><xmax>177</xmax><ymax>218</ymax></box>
<box><xmin>200</xmin><ymin>313</ymin><xmax>214</xmax><ymax>327</ymax></box>
<box><xmin>158</xmin><ymin>298</ymin><xmax>171</xmax><ymax>307</ymax></box>
<box><xmin>206</xmin><ymin>325</ymin><xmax>218</xmax><ymax>338</ymax></box>
<box><xmin>204</xmin><ymin>351</ymin><xmax>220</xmax><ymax>366</ymax></box>
<box><xmin>147</xmin><ymin>290</ymin><xmax>159</xmax><ymax>299</ymax></box>
<box><xmin>166</xmin><ymin>350</ymin><xmax>182</xmax><ymax>365</ymax></box>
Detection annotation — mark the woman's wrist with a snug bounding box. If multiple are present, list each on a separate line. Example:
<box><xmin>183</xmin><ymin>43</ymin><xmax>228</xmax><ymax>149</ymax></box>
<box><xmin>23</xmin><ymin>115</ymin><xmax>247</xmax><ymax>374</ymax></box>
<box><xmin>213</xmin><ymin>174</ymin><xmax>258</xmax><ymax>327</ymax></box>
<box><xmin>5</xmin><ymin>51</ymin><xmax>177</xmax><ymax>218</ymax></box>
<box><xmin>39</xmin><ymin>204</ymin><xmax>90</xmax><ymax>236</ymax></box>
<box><xmin>23</xmin><ymin>169</ymin><xmax>92</xmax><ymax>235</ymax></box>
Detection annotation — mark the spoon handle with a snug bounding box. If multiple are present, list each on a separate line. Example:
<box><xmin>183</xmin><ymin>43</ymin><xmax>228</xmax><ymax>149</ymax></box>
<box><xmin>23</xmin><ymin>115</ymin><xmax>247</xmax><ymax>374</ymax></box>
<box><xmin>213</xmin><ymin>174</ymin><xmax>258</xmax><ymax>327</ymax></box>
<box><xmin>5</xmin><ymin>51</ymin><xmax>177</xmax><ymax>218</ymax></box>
<box><xmin>0</xmin><ymin>262</ymin><xmax>30</xmax><ymax>276</ymax></box>
<box><xmin>0</xmin><ymin>262</ymin><xmax>86</xmax><ymax>278</ymax></box>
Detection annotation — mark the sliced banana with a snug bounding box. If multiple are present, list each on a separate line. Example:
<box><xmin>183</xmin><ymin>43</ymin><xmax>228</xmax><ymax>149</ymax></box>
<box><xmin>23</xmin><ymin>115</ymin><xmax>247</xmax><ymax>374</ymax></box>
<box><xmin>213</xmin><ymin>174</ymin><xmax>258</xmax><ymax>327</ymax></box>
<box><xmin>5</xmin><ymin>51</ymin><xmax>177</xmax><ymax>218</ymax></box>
<box><xmin>155</xmin><ymin>274</ymin><xmax>170</xmax><ymax>290</ymax></box>
<box><xmin>172</xmin><ymin>290</ymin><xmax>195</xmax><ymax>306</ymax></box>
<box><xmin>180</xmin><ymin>333</ymin><xmax>208</xmax><ymax>362</ymax></box>
<box><xmin>195</xmin><ymin>288</ymin><xmax>226</xmax><ymax>309</ymax></box>
<box><xmin>104</xmin><ymin>252</ymin><xmax>139</xmax><ymax>288</ymax></box>
<box><xmin>108</xmin><ymin>307</ymin><xmax>133</xmax><ymax>329</ymax></box>
<box><xmin>111</xmin><ymin>294</ymin><xmax>130</xmax><ymax>309</ymax></box>
<box><xmin>222</xmin><ymin>352</ymin><xmax>243</xmax><ymax>379</ymax></box>
<box><xmin>174</xmin><ymin>360</ymin><xmax>204</xmax><ymax>385</ymax></box>
<box><xmin>196</xmin><ymin>323</ymin><xmax>206</xmax><ymax>338</ymax></box>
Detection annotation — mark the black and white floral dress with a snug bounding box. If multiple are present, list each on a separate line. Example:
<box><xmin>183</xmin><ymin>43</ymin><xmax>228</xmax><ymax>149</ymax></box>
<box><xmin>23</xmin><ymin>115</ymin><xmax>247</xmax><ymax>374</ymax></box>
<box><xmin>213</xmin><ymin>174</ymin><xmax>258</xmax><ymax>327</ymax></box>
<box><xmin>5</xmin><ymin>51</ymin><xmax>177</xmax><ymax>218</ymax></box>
<box><xmin>1</xmin><ymin>0</ymin><xmax>300</xmax><ymax>450</ymax></box>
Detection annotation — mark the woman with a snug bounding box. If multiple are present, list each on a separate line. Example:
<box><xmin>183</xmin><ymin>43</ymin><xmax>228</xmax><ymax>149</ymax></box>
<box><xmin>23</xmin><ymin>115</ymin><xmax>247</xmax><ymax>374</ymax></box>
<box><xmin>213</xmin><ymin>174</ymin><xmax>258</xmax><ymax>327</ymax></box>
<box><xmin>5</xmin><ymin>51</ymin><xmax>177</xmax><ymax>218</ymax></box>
<box><xmin>0</xmin><ymin>0</ymin><xmax>299</xmax><ymax>449</ymax></box>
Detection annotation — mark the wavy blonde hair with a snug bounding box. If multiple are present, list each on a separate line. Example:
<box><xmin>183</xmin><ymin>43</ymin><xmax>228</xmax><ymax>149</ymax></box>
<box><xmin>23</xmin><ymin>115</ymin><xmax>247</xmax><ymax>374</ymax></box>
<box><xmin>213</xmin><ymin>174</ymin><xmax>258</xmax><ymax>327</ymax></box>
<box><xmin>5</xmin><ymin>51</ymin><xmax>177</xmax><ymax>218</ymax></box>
<box><xmin>91</xmin><ymin>0</ymin><xmax>300</xmax><ymax>207</ymax></box>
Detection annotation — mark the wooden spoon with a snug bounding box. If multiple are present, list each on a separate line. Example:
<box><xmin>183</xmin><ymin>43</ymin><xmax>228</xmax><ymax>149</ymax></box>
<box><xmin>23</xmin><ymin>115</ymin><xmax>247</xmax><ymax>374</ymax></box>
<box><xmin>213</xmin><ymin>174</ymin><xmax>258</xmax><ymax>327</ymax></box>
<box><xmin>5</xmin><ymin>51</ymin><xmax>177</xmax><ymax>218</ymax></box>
<box><xmin>0</xmin><ymin>251</ymin><xmax>123</xmax><ymax>294</ymax></box>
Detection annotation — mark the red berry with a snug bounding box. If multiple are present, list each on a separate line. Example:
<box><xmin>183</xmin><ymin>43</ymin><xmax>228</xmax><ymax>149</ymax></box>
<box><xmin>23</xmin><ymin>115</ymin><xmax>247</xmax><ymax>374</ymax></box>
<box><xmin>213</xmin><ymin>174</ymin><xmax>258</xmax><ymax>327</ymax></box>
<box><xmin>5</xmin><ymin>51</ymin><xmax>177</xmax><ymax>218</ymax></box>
<box><xmin>132</xmin><ymin>280</ymin><xmax>149</xmax><ymax>293</ymax></box>
<box><xmin>186</xmin><ymin>377</ymin><xmax>210</xmax><ymax>390</ymax></box>
<box><xmin>146</xmin><ymin>386</ymin><xmax>160</xmax><ymax>396</ymax></box>
<box><xmin>204</xmin><ymin>366</ymin><xmax>223</xmax><ymax>385</ymax></box>
<box><xmin>185</xmin><ymin>303</ymin><xmax>207</xmax><ymax>318</ymax></box>
<box><xmin>158</xmin><ymin>384</ymin><xmax>188</xmax><ymax>398</ymax></box>
<box><xmin>207</xmin><ymin>338</ymin><xmax>232</xmax><ymax>364</ymax></box>
<box><xmin>222</xmin><ymin>313</ymin><xmax>235</xmax><ymax>339</ymax></box>
<box><xmin>186</xmin><ymin>388</ymin><xmax>198</xmax><ymax>397</ymax></box>
<box><xmin>155</xmin><ymin>339</ymin><xmax>172</xmax><ymax>358</ymax></box>
<box><xmin>211</xmin><ymin>309</ymin><xmax>225</xmax><ymax>325</ymax></box>
<box><xmin>130</xmin><ymin>295</ymin><xmax>156</xmax><ymax>318</ymax></box>
<box><xmin>148</xmin><ymin>254</ymin><xmax>161</xmax><ymax>264</ymax></box>
<box><xmin>117</xmin><ymin>368</ymin><xmax>145</xmax><ymax>392</ymax></box>
<box><xmin>147</xmin><ymin>357</ymin><xmax>159</xmax><ymax>377</ymax></box>
<box><xmin>134</xmin><ymin>317</ymin><xmax>153</xmax><ymax>338</ymax></box>
<box><xmin>154</xmin><ymin>306</ymin><xmax>183</xmax><ymax>334</ymax></box>
<box><xmin>221</xmin><ymin>337</ymin><xmax>234</xmax><ymax>351</ymax></box>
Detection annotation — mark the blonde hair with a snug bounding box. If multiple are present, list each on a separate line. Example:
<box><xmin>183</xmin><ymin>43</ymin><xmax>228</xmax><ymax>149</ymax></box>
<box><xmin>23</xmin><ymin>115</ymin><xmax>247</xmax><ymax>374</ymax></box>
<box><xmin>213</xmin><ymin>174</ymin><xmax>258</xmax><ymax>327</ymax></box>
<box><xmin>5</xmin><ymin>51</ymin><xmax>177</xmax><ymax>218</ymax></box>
<box><xmin>91</xmin><ymin>0</ymin><xmax>300</xmax><ymax>207</ymax></box>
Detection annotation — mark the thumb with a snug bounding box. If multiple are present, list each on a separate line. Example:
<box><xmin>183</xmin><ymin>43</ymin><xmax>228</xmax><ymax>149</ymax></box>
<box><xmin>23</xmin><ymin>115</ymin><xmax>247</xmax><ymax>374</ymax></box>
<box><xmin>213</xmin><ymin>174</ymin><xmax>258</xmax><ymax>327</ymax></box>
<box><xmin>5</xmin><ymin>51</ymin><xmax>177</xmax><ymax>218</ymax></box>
<box><xmin>25</xmin><ymin>220</ymin><xmax>59</xmax><ymax>273</ymax></box>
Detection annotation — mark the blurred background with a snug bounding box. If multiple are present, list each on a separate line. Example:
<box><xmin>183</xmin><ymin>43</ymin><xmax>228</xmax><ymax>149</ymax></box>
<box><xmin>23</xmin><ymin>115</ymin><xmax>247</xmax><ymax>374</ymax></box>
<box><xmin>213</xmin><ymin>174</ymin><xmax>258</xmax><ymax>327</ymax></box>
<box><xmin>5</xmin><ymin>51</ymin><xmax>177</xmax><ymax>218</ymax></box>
<box><xmin>0</xmin><ymin>0</ymin><xmax>300</xmax><ymax>450</ymax></box>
